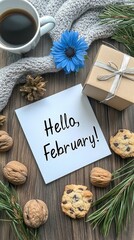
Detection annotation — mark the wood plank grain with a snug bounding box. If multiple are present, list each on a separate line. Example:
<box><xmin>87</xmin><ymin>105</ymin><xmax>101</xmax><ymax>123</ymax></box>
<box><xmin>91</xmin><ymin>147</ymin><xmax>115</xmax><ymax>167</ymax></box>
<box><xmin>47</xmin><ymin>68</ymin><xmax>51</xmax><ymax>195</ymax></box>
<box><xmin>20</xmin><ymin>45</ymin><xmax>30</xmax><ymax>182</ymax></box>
<box><xmin>0</xmin><ymin>37</ymin><xmax>134</xmax><ymax>240</ymax></box>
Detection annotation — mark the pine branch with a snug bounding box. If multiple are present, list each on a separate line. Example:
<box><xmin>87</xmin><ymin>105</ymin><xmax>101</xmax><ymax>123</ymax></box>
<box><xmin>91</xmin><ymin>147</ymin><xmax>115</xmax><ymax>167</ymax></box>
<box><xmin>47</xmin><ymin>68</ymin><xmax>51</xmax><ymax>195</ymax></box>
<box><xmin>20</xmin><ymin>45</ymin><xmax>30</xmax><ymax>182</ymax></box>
<box><xmin>86</xmin><ymin>159</ymin><xmax>134</xmax><ymax>237</ymax></box>
<box><xmin>113</xmin><ymin>26</ymin><xmax>134</xmax><ymax>56</ymax></box>
<box><xmin>0</xmin><ymin>181</ymin><xmax>38</xmax><ymax>240</ymax></box>
<box><xmin>99</xmin><ymin>4</ymin><xmax>134</xmax><ymax>56</ymax></box>
<box><xmin>100</xmin><ymin>4</ymin><xmax>134</xmax><ymax>25</ymax></box>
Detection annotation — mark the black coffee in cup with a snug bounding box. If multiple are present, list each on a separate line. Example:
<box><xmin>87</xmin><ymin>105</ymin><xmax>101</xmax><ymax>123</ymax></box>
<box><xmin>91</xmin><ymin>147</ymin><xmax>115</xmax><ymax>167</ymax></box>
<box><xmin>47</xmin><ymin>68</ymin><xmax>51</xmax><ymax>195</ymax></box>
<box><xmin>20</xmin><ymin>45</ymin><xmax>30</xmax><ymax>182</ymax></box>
<box><xmin>0</xmin><ymin>9</ymin><xmax>37</xmax><ymax>46</ymax></box>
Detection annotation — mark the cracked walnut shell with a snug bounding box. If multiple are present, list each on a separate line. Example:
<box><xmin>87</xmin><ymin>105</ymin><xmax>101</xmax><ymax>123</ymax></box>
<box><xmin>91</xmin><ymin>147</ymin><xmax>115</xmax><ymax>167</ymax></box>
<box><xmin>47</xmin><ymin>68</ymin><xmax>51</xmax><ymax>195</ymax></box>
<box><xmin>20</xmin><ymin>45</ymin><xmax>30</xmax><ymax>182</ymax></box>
<box><xmin>23</xmin><ymin>199</ymin><xmax>48</xmax><ymax>228</ymax></box>
<box><xmin>3</xmin><ymin>161</ymin><xmax>28</xmax><ymax>185</ymax></box>
<box><xmin>0</xmin><ymin>130</ymin><xmax>13</xmax><ymax>152</ymax></box>
<box><xmin>90</xmin><ymin>167</ymin><xmax>112</xmax><ymax>187</ymax></box>
<box><xmin>0</xmin><ymin>115</ymin><xmax>6</xmax><ymax>126</ymax></box>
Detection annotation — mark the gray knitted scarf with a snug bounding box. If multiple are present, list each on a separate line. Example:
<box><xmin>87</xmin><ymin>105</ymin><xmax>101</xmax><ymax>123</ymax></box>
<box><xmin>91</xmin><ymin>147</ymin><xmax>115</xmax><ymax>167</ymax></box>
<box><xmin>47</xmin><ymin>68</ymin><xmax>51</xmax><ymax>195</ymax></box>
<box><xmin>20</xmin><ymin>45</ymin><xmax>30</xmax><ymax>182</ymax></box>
<box><xmin>0</xmin><ymin>0</ymin><xmax>128</xmax><ymax>111</ymax></box>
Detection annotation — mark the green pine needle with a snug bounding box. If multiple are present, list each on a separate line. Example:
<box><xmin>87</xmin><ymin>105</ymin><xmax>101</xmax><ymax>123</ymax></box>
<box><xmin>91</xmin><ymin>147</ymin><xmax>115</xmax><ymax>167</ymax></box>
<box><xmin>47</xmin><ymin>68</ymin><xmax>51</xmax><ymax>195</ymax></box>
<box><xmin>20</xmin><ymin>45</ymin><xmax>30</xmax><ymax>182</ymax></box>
<box><xmin>86</xmin><ymin>159</ymin><xmax>134</xmax><ymax>237</ymax></box>
<box><xmin>0</xmin><ymin>181</ymin><xmax>38</xmax><ymax>240</ymax></box>
<box><xmin>99</xmin><ymin>4</ymin><xmax>134</xmax><ymax>56</ymax></box>
<box><xmin>113</xmin><ymin>26</ymin><xmax>134</xmax><ymax>56</ymax></box>
<box><xmin>100</xmin><ymin>4</ymin><xmax>134</xmax><ymax>25</ymax></box>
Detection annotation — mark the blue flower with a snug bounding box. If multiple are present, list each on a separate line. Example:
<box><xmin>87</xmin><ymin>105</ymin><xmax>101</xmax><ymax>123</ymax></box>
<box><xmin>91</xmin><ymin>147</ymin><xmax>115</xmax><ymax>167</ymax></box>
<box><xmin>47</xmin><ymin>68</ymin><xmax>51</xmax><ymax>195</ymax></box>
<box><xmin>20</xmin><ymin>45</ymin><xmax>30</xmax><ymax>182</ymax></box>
<box><xmin>51</xmin><ymin>30</ymin><xmax>88</xmax><ymax>74</ymax></box>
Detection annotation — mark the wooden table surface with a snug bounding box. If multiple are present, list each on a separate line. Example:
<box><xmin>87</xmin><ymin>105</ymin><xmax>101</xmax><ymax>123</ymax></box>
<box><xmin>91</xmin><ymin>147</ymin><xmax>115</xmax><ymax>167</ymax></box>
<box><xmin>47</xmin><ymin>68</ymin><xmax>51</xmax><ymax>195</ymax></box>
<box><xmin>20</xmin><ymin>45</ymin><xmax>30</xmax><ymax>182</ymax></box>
<box><xmin>0</xmin><ymin>35</ymin><xmax>134</xmax><ymax>240</ymax></box>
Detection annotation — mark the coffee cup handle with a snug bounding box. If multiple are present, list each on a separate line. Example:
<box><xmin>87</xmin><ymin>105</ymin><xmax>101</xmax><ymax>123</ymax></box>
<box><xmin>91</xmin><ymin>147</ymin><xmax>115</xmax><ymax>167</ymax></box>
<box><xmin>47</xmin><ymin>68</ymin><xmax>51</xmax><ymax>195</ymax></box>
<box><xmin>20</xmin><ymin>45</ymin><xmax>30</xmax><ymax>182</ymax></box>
<box><xmin>40</xmin><ymin>16</ymin><xmax>56</xmax><ymax>36</ymax></box>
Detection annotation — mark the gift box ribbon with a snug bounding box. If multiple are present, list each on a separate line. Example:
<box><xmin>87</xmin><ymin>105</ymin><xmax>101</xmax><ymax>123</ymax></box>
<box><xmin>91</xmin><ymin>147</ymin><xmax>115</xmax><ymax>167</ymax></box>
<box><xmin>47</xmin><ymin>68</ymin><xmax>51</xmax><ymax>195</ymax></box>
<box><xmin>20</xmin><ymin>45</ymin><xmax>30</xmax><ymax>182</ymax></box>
<box><xmin>94</xmin><ymin>54</ymin><xmax>134</xmax><ymax>102</ymax></box>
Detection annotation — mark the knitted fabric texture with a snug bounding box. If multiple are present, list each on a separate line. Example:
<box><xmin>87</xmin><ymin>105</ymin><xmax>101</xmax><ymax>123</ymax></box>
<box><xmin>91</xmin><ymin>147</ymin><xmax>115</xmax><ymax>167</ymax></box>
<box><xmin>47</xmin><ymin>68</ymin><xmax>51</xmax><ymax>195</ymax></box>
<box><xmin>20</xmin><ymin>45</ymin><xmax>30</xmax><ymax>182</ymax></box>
<box><xmin>0</xmin><ymin>0</ymin><xmax>128</xmax><ymax>111</ymax></box>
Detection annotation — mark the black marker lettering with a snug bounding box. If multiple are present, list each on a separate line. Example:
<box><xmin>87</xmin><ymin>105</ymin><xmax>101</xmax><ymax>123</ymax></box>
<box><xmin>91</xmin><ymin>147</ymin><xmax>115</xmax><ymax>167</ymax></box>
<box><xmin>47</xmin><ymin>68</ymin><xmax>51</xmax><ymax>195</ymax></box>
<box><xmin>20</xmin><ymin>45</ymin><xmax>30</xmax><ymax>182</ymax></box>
<box><xmin>55</xmin><ymin>140</ymin><xmax>64</xmax><ymax>156</ymax></box>
<box><xmin>89</xmin><ymin>135</ymin><xmax>96</xmax><ymax>148</ymax></box>
<box><xmin>77</xmin><ymin>138</ymin><xmax>84</xmax><ymax>147</ymax></box>
<box><xmin>69</xmin><ymin>117</ymin><xmax>80</xmax><ymax>127</ymax></box>
<box><xmin>82</xmin><ymin>137</ymin><xmax>88</xmax><ymax>146</ymax></box>
<box><xmin>44</xmin><ymin>118</ymin><xmax>53</xmax><ymax>136</ymax></box>
<box><xmin>44</xmin><ymin>143</ymin><xmax>50</xmax><ymax>160</ymax></box>
<box><xmin>64</xmin><ymin>113</ymin><xmax>69</xmax><ymax>129</ymax></box>
<box><xmin>71</xmin><ymin>141</ymin><xmax>78</xmax><ymax>150</ymax></box>
<box><xmin>60</xmin><ymin>114</ymin><xmax>66</xmax><ymax>130</ymax></box>
<box><xmin>93</xmin><ymin>126</ymin><xmax>99</xmax><ymax>142</ymax></box>
<box><xmin>55</xmin><ymin>122</ymin><xmax>61</xmax><ymax>133</ymax></box>
<box><xmin>64</xmin><ymin>143</ymin><xmax>70</xmax><ymax>153</ymax></box>
<box><xmin>51</xmin><ymin>148</ymin><xmax>57</xmax><ymax>158</ymax></box>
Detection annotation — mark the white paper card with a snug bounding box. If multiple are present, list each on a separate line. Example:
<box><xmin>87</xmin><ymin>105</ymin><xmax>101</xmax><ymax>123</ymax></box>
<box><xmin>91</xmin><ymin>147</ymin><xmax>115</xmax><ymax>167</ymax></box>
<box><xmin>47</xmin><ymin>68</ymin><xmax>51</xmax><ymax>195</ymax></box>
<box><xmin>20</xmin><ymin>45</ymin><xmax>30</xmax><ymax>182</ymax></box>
<box><xmin>15</xmin><ymin>84</ymin><xmax>111</xmax><ymax>183</ymax></box>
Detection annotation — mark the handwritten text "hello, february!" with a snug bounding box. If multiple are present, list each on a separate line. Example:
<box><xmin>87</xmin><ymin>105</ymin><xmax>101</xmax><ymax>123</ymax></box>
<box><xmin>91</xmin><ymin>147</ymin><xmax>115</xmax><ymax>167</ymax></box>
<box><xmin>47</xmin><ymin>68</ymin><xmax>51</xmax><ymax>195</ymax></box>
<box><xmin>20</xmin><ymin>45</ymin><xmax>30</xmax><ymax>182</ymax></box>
<box><xmin>43</xmin><ymin>113</ymin><xmax>99</xmax><ymax>161</ymax></box>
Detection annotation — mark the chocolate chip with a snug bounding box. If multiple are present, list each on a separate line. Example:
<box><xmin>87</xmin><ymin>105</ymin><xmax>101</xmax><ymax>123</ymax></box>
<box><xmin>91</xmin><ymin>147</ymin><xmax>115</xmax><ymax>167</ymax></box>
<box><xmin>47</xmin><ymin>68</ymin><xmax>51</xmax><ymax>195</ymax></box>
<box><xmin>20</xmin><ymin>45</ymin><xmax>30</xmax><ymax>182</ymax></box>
<box><xmin>70</xmin><ymin>208</ymin><xmax>74</xmax><ymax>214</ymax></box>
<box><xmin>126</xmin><ymin>147</ymin><xmax>130</xmax><ymax>152</ymax></box>
<box><xmin>66</xmin><ymin>189</ymin><xmax>73</xmax><ymax>194</ymax></box>
<box><xmin>88</xmin><ymin>199</ymin><xmax>93</xmax><ymax>203</ymax></box>
<box><xmin>62</xmin><ymin>201</ymin><xmax>67</xmax><ymax>204</ymax></box>
<box><xmin>120</xmin><ymin>129</ymin><xmax>124</xmax><ymax>132</ymax></box>
<box><xmin>73</xmin><ymin>194</ymin><xmax>79</xmax><ymax>202</ymax></box>
<box><xmin>124</xmin><ymin>135</ymin><xmax>128</xmax><ymax>139</ymax></box>
<box><xmin>114</xmin><ymin>142</ymin><xmax>119</xmax><ymax>147</ymax></box>
<box><xmin>78</xmin><ymin>207</ymin><xmax>84</xmax><ymax>211</ymax></box>
<box><xmin>78</xmin><ymin>188</ymin><xmax>84</xmax><ymax>191</ymax></box>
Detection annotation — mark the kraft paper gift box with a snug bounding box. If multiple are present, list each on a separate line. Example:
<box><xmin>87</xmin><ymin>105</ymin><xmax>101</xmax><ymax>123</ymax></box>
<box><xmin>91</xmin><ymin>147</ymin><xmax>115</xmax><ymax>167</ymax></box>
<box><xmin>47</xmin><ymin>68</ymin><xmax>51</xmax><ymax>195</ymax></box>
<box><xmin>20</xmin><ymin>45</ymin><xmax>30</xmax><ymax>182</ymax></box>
<box><xmin>83</xmin><ymin>45</ymin><xmax>134</xmax><ymax>111</ymax></box>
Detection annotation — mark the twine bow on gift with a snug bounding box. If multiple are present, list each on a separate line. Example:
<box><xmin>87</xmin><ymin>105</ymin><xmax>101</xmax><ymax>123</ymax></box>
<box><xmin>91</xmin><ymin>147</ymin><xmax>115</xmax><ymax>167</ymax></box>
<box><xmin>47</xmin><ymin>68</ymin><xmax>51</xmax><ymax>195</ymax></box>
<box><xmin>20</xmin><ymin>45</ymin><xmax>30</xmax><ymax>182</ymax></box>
<box><xmin>94</xmin><ymin>54</ymin><xmax>134</xmax><ymax>102</ymax></box>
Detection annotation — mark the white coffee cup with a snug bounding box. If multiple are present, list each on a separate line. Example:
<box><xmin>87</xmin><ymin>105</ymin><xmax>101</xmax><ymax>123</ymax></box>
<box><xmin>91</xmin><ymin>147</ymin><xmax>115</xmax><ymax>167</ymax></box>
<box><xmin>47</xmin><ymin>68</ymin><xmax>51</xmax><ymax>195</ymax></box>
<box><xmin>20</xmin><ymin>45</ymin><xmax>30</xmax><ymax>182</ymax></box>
<box><xmin>0</xmin><ymin>0</ymin><xmax>56</xmax><ymax>54</ymax></box>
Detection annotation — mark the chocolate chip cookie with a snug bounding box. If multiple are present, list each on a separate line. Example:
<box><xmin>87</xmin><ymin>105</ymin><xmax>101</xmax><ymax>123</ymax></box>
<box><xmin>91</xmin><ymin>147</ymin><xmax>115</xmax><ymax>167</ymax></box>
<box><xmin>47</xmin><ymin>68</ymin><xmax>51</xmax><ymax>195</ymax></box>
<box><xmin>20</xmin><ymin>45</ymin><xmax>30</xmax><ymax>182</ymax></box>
<box><xmin>110</xmin><ymin>129</ymin><xmax>134</xmax><ymax>158</ymax></box>
<box><xmin>61</xmin><ymin>184</ymin><xmax>93</xmax><ymax>219</ymax></box>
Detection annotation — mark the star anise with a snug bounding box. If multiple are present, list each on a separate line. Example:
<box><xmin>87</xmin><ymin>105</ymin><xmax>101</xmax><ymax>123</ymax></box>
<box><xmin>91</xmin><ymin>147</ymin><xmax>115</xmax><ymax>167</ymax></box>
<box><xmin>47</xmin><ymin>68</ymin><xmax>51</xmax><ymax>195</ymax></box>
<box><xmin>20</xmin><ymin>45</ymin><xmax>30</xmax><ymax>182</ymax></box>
<box><xmin>0</xmin><ymin>115</ymin><xmax>6</xmax><ymax>126</ymax></box>
<box><xmin>20</xmin><ymin>75</ymin><xmax>47</xmax><ymax>102</ymax></box>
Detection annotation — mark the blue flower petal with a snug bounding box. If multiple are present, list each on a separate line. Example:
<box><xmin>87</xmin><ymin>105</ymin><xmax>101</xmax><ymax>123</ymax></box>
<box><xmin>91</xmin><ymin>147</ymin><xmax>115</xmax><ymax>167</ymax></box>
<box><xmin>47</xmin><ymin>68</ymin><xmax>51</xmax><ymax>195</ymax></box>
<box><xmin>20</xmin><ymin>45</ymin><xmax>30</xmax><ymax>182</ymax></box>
<box><xmin>69</xmin><ymin>61</ymin><xmax>75</xmax><ymax>71</ymax></box>
<box><xmin>52</xmin><ymin>52</ymin><xmax>66</xmax><ymax>58</ymax></box>
<box><xmin>76</xmin><ymin>39</ymin><xmax>88</xmax><ymax>50</ymax></box>
<box><xmin>75</xmin><ymin>53</ymin><xmax>85</xmax><ymax>61</ymax></box>
<box><xmin>66</xmin><ymin>61</ymin><xmax>71</xmax><ymax>73</ymax></box>
<box><xmin>61</xmin><ymin>59</ymin><xmax>69</xmax><ymax>68</ymax></box>
<box><xmin>52</xmin><ymin>41</ymin><xmax>65</xmax><ymax>50</ymax></box>
<box><xmin>72</xmin><ymin>56</ymin><xmax>81</xmax><ymax>65</ymax></box>
<box><xmin>50</xmin><ymin>30</ymin><xmax>88</xmax><ymax>73</ymax></box>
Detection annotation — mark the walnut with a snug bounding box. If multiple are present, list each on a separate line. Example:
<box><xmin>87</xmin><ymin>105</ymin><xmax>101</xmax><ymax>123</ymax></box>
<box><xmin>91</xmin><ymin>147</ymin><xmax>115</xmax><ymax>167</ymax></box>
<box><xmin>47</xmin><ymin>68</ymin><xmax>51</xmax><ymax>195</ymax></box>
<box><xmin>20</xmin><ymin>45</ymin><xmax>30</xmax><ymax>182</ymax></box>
<box><xmin>3</xmin><ymin>161</ymin><xmax>28</xmax><ymax>185</ymax></box>
<box><xmin>23</xmin><ymin>199</ymin><xmax>48</xmax><ymax>228</ymax></box>
<box><xmin>90</xmin><ymin>167</ymin><xmax>112</xmax><ymax>187</ymax></box>
<box><xmin>0</xmin><ymin>115</ymin><xmax>6</xmax><ymax>126</ymax></box>
<box><xmin>0</xmin><ymin>130</ymin><xmax>13</xmax><ymax>152</ymax></box>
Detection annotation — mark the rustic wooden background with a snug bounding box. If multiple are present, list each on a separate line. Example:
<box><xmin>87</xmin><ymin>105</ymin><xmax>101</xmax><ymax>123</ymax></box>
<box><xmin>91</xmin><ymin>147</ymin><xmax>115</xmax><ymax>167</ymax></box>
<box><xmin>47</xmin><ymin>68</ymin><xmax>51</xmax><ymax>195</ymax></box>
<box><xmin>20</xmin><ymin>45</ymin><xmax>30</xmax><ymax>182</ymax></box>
<box><xmin>0</xmin><ymin>33</ymin><xmax>134</xmax><ymax>240</ymax></box>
